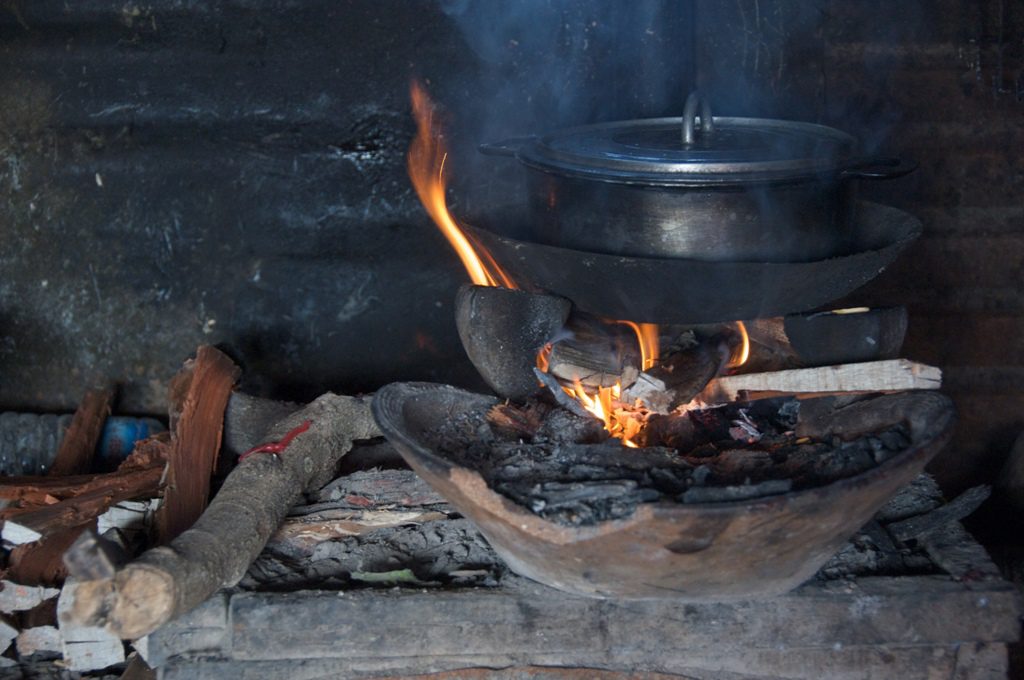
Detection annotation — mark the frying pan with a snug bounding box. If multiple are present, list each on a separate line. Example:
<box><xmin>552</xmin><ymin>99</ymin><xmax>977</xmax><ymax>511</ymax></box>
<box><xmin>463</xmin><ymin>201</ymin><xmax>920</xmax><ymax>324</ymax></box>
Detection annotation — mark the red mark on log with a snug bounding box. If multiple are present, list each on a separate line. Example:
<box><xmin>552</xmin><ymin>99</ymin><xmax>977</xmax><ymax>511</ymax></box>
<box><xmin>239</xmin><ymin>420</ymin><xmax>313</xmax><ymax>462</ymax></box>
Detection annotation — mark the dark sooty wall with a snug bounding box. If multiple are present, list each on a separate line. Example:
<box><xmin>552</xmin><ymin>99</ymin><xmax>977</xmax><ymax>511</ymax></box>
<box><xmin>0</xmin><ymin>1</ymin><xmax>694</xmax><ymax>412</ymax></box>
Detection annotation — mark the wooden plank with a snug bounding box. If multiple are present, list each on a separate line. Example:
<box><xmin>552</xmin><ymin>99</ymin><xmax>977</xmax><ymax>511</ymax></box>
<box><xmin>701</xmin><ymin>359</ymin><xmax>941</xmax><ymax>402</ymax></box>
<box><xmin>50</xmin><ymin>387</ymin><xmax>113</xmax><ymax>476</ymax></box>
<box><xmin>158</xmin><ymin>645</ymin><xmax>993</xmax><ymax>680</ymax></box>
<box><xmin>219</xmin><ymin>577</ymin><xmax>1020</xmax><ymax>664</ymax></box>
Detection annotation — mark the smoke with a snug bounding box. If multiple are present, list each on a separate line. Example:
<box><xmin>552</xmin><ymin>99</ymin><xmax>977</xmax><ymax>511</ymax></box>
<box><xmin>435</xmin><ymin>0</ymin><xmax>695</xmax><ymax>213</ymax></box>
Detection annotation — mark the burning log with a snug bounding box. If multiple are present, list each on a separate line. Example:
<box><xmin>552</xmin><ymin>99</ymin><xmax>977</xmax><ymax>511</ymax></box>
<box><xmin>547</xmin><ymin>315</ymin><xmax>640</xmax><ymax>389</ymax></box>
<box><xmin>66</xmin><ymin>392</ymin><xmax>380</xmax><ymax>640</ymax></box>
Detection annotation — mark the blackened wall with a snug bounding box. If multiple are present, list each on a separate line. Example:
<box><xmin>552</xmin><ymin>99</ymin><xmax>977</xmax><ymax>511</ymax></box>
<box><xmin>0</xmin><ymin>1</ymin><xmax>694</xmax><ymax>411</ymax></box>
<box><xmin>698</xmin><ymin>0</ymin><xmax>1024</xmax><ymax>490</ymax></box>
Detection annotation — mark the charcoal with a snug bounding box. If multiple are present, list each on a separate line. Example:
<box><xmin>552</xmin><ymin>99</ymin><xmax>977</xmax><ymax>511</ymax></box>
<box><xmin>680</xmin><ymin>478</ymin><xmax>792</xmax><ymax>503</ymax></box>
<box><xmin>535</xmin><ymin>409</ymin><xmax>608</xmax><ymax>444</ymax></box>
<box><xmin>429</xmin><ymin>394</ymin><xmax>919</xmax><ymax>527</ymax></box>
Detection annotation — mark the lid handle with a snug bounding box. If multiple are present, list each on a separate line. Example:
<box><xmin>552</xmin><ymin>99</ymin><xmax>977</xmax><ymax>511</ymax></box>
<box><xmin>681</xmin><ymin>92</ymin><xmax>714</xmax><ymax>146</ymax></box>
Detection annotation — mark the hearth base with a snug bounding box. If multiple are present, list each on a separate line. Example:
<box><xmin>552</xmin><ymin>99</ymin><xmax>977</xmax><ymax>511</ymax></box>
<box><xmin>140</xmin><ymin>470</ymin><xmax>1022</xmax><ymax>680</ymax></box>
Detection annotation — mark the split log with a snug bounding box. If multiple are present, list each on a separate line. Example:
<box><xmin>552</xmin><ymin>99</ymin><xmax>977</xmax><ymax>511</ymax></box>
<box><xmin>547</xmin><ymin>317</ymin><xmax>640</xmax><ymax>389</ymax></box>
<box><xmin>156</xmin><ymin>345</ymin><xmax>240</xmax><ymax>543</ymax></box>
<box><xmin>0</xmin><ymin>464</ymin><xmax>166</xmax><ymax>544</ymax></box>
<box><xmin>57</xmin><ymin>579</ymin><xmax>125</xmax><ymax>671</ymax></box>
<box><xmin>50</xmin><ymin>387</ymin><xmax>114</xmax><ymax>476</ymax></box>
<box><xmin>0</xmin><ymin>581</ymin><xmax>60</xmax><ymax>613</ymax></box>
<box><xmin>698</xmin><ymin>359</ymin><xmax>941</xmax><ymax>403</ymax></box>
<box><xmin>67</xmin><ymin>392</ymin><xmax>380</xmax><ymax>640</ymax></box>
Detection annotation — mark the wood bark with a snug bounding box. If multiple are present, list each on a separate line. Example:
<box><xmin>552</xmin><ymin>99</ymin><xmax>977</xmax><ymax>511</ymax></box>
<box><xmin>156</xmin><ymin>345</ymin><xmax>240</xmax><ymax>543</ymax></box>
<box><xmin>50</xmin><ymin>387</ymin><xmax>113</xmax><ymax>476</ymax></box>
<box><xmin>68</xmin><ymin>392</ymin><xmax>380</xmax><ymax>640</ymax></box>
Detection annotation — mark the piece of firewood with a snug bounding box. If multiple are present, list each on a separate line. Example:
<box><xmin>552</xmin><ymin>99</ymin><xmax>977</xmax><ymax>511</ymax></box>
<box><xmin>0</xmin><ymin>465</ymin><xmax>166</xmax><ymax>543</ymax></box>
<box><xmin>698</xmin><ymin>359</ymin><xmax>941</xmax><ymax>403</ymax></box>
<box><xmin>156</xmin><ymin>346</ymin><xmax>240</xmax><ymax>543</ymax></box>
<box><xmin>57</xmin><ymin>579</ymin><xmax>125</xmax><ymax>671</ymax></box>
<box><xmin>0</xmin><ymin>581</ymin><xmax>60</xmax><ymax>613</ymax></box>
<box><xmin>50</xmin><ymin>387</ymin><xmax>114</xmax><ymax>477</ymax></box>
<box><xmin>67</xmin><ymin>392</ymin><xmax>380</xmax><ymax>640</ymax></box>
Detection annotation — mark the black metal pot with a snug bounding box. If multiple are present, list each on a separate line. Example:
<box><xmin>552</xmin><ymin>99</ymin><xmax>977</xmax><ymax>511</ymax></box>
<box><xmin>481</xmin><ymin>93</ymin><xmax>914</xmax><ymax>263</ymax></box>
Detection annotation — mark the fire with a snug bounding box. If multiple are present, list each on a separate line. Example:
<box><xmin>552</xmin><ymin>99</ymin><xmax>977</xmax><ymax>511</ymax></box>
<box><xmin>536</xmin><ymin>342</ymin><xmax>552</xmax><ymax>373</ymax></box>
<box><xmin>407</xmin><ymin>82</ymin><xmax>515</xmax><ymax>289</ymax></box>
<box><xmin>728</xmin><ymin>320</ymin><xmax>750</xmax><ymax>368</ymax></box>
<box><xmin>565</xmin><ymin>379</ymin><xmax>642</xmax><ymax>448</ymax></box>
<box><xmin>618</xmin><ymin>321</ymin><xmax>660</xmax><ymax>370</ymax></box>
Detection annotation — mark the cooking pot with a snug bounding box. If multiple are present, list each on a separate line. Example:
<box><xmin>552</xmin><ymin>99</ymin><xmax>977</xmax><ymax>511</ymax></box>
<box><xmin>480</xmin><ymin>92</ymin><xmax>915</xmax><ymax>263</ymax></box>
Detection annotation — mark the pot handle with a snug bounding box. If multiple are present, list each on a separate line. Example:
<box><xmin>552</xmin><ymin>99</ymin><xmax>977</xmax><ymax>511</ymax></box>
<box><xmin>839</xmin><ymin>156</ymin><xmax>918</xmax><ymax>180</ymax></box>
<box><xmin>478</xmin><ymin>136</ymin><xmax>537</xmax><ymax>158</ymax></box>
<box><xmin>682</xmin><ymin>92</ymin><xmax>714</xmax><ymax>145</ymax></box>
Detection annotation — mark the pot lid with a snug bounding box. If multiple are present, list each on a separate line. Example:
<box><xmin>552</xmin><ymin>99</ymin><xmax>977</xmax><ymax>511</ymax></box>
<box><xmin>513</xmin><ymin>93</ymin><xmax>856</xmax><ymax>185</ymax></box>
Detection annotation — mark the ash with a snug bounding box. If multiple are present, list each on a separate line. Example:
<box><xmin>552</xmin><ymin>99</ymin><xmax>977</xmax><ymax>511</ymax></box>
<box><xmin>429</xmin><ymin>396</ymin><xmax>911</xmax><ymax>527</ymax></box>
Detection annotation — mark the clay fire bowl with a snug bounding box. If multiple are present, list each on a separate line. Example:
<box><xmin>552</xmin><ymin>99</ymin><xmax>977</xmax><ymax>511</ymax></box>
<box><xmin>372</xmin><ymin>382</ymin><xmax>955</xmax><ymax>601</ymax></box>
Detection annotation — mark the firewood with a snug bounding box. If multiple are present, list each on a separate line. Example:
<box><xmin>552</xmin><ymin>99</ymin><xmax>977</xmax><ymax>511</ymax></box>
<box><xmin>57</xmin><ymin>579</ymin><xmax>125</xmax><ymax>671</ymax></box>
<box><xmin>547</xmin><ymin>318</ymin><xmax>640</xmax><ymax>389</ymax></box>
<box><xmin>0</xmin><ymin>465</ymin><xmax>166</xmax><ymax>543</ymax></box>
<box><xmin>49</xmin><ymin>387</ymin><xmax>113</xmax><ymax>476</ymax></box>
<box><xmin>0</xmin><ymin>581</ymin><xmax>60</xmax><ymax>613</ymax></box>
<box><xmin>67</xmin><ymin>392</ymin><xmax>380</xmax><ymax>640</ymax></box>
<box><xmin>699</xmin><ymin>359</ymin><xmax>941</xmax><ymax>403</ymax></box>
<box><xmin>486</xmin><ymin>402</ymin><xmax>549</xmax><ymax>440</ymax></box>
<box><xmin>888</xmin><ymin>485</ymin><xmax>991</xmax><ymax>544</ymax></box>
<box><xmin>63</xmin><ymin>529</ymin><xmax>130</xmax><ymax>581</ymax></box>
<box><xmin>156</xmin><ymin>346</ymin><xmax>240</xmax><ymax>543</ymax></box>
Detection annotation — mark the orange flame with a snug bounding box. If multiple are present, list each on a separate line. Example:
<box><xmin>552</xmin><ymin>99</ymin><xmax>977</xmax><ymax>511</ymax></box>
<box><xmin>563</xmin><ymin>379</ymin><xmax>642</xmax><ymax>448</ymax></box>
<box><xmin>536</xmin><ymin>342</ymin><xmax>552</xmax><ymax>373</ymax></box>
<box><xmin>407</xmin><ymin>82</ymin><xmax>515</xmax><ymax>289</ymax></box>
<box><xmin>618</xmin><ymin>321</ymin><xmax>660</xmax><ymax>371</ymax></box>
<box><xmin>728</xmin><ymin>321</ymin><xmax>750</xmax><ymax>368</ymax></box>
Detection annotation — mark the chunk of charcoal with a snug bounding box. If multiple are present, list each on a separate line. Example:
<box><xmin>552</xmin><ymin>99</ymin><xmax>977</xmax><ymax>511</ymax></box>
<box><xmin>680</xmin><ymin>478</ymin><xmax>792</xmax><ymax>503</ymax></box>
<box><xmin>691</xmin><ymin>464</ymin><xmax>711</xmax><ymax>486</ymax></box>
<box><xmin>648</xmin><ymin>466</ymin><xmax>692</xmax><ymax>495</ymax></box>
<box><xmin>775</xmin><ymin>399</ymin><xmax>801</xmax><ymax>429</ymax></box>
<box><xmin>535</xmin><ymin>409</ymin><xmax>608</xmax><ymax>444</ymax></box>
<box><xmin>879</xmin><ymin>427</ymin><xmax>911</xmax><ymax>451</ymax></box>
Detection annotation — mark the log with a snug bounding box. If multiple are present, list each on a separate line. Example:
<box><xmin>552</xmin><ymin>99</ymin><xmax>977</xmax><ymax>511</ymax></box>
<box><xmin>49</xmin><ymin>387</ymin><xmax>113</xmax><ymax>477</ymax></box>
<box><xmin>698</xmin><ymin>359</ymin><xmax>941</xmax><ymax>403</ymax></box>
<box><xmin>67</xmin><ymin>392</ymin><xmax>380</xmax><ymax>640</ymax></box>
<box><xmin>156</xmin><ymin>345</ymin><xmax>240</xmax><ymax>543</ymax></box>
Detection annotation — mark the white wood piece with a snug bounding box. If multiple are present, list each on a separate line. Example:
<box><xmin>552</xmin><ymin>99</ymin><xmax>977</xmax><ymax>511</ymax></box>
<box><xmin>16</xmin><ymin>625</ymin><xmax>62</xmax><ymax>657</ymax></box>
<box><xmin>0</xmin><ymin>616</ymin><xmax>18</xmax><ymax>653</ymax></box>
<box><xmin>0</xmin><ymin>580</ymin><xmax>60</xmax><ymax>613</ymax></box>
<box><xmin>57</xmin><ymin>579</ymin><xmax>125</xmax><ymax>671</ymax></box>
<box><xmin>705</xmin><ymin>359</ymin><xmax>941</xmax><ymax>402</ymax></box>
<box><xmin>96</xmin><ymin>498</ymin><xmax>161</xmax><ymax>540</ymax></box>
<box><xmin>2</xmin><ymin>520</ymin><xmax>42</xmax><ymax>546</ymax></box>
